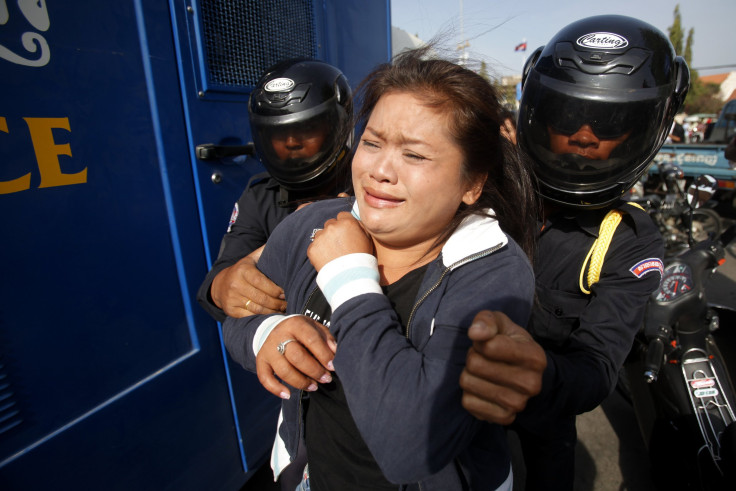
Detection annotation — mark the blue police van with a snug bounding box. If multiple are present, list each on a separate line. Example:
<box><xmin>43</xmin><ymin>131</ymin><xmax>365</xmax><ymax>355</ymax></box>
<box><xmin>0</xmin><ymin>1</ymin><xmax>389</xmax><ymax>489</ymax></box>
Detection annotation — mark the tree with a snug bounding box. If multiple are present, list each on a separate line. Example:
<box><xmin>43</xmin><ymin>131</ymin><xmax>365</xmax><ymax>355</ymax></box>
<box><xmin>668</xmin><ymin>4</ymin><xmax>695</xmax><ymax>76</ymax></box>
<box><xmin>667</xmin><ymin>4</ymin><xmax>721</xmax><ymax>114</ymax></box>
<box><xmin>490</xmin><ymin>77</ymin><xmax>516</xmax><ymax>109</ymax></box>
<box><xmin>478</xmin><ymin>60</ymin><xmax>490</xmax><ymax>82</ymax></box>
<box><xmin>681</xmin><ymin>79</ymin><xmax>723</xmax><ymax>115</ymax></box>
<box><xmin>684</xmin><ymin>28</ymin><xmax>694</xmax><ymax>66</ymax></box>
<box><xmin>667</xmin><ymin>5</ymin><xmax>684</xmax><ymax>55</ymax></box>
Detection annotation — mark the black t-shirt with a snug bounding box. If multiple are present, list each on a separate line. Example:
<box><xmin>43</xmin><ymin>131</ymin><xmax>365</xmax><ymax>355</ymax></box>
<box><xmin>304</xmin><ymin>264</ymin><xmax>429</xmax><ymax>491</ymax></box>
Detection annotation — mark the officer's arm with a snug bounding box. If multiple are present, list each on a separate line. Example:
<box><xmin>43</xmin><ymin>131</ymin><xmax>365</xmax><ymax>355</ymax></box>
<box><xmin>211</xmin><ymin>245</ymin><xmax>286</xmax><ymax>318</ymax></box>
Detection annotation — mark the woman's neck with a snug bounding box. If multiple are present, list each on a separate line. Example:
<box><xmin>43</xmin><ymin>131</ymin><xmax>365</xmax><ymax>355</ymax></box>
<box><xmin>373</xmin><ymin>239</ymin><xmax>442</xmax><ymax>285</ymax></box>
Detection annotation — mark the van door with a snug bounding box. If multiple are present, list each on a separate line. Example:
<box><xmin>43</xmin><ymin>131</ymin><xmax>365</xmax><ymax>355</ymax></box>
<box><xmin>0</xmin><ymin>1</ymin><xmax>389</xmax><ymax>489</ymax></box>
<box><xmin>708</xmin><ymin>100</ymin><xmax>736</xmax><ymax>143</ymax></box>
<box><xmin>0</xmin><ymin>2</ymin><xmax>270</xmax><ymax>489</ymax></box>
<box><xmin>170</xmin><ymin>0</ymin><xmax>391</xmax><ymax>473</ymax></box>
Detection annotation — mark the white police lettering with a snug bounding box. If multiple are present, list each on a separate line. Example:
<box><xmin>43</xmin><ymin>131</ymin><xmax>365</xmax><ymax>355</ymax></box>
<box><xmin>653</xmin><ymin>151</ymin><xmax>719</xmax><ymax>167</ymax></box>
<box><xmin>576</xmin><ymin>32</ymin><xmax>629</xmax><ymax>50</ymax></box>
<box><xmin>303</xmin><ymin>308</ymin><xmax>330</xmax><ymax>328</ymax></box>
<box><xmin>0</xmin><ymin>0</ymin><xmax>51</xmax><ymax>67</ymax></box>
<box><xmin>629</xmin><ymin>258</ymin><xmax>664</xmax><ymax>279</ymax></box>
<box><xmin>265</xmin><ymin>78</ymin><xmax>295</xmax><ymax>92</ymax></box>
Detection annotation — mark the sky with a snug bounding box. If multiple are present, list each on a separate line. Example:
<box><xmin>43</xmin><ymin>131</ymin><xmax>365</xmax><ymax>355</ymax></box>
<box><xmin>390</xmin><ymin>0</ymin><xmax>736</xmax><ymax>79</ymax></box>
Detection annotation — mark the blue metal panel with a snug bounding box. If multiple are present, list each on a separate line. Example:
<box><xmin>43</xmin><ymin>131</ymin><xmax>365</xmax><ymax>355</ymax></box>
<box><xmin>319</xmin><ymin>0</ymin><xmax>392</xmax><ymax>87</ymax></box>
<box><xmin>0</xmin><ymin>1</ymin><xmax>264</xmax><ymax>489</ymax></box>
<box><xmin>0</xmin><ymin>0</ymin><xmax>389</xmax><ymax>489</ymax></box>
<box><xmin>173</xmin><ymin>0</ymin><xmax>392</xmax><ymax>475</ymax></box>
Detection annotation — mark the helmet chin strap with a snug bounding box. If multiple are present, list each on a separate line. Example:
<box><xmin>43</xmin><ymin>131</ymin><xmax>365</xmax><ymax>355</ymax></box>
<box><xmin>277</xmin><ymin>186</ymin><xmax>291</xmax><ymax>208</ymax></box>
<box><xmin>276</xmin><ymin>182</ymin><xmax>339</xmax><ymax>208</ymax></box>
<box><xmin>274</xmin><ymin>146</ymin><xmax>348</xmax><ymax>207</ymax></box>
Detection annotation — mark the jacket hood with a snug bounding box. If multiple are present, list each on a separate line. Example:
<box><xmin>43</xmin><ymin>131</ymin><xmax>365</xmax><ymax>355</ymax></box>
<box><xmin>351</xmin><ymin>201</ymin><xmax>508</xmax><ymax>268</ymax></box>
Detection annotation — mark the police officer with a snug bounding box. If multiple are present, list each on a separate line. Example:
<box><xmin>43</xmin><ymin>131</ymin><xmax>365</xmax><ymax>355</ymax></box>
<box><xmin>197</xmin><ymin>59</ymin><xmax>352</xmax><ymax>322</ymax></box>
<box><xmin>460</xmin><ymin>15</ymin><xmax>689</xmax><ymax>490</ymax></box>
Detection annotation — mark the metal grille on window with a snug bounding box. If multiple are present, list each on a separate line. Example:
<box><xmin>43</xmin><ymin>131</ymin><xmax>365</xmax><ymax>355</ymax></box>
<box><xmin>199</xmin><ymin>0</ymin><xmax>317</xmax><ymax>89</ymax></box>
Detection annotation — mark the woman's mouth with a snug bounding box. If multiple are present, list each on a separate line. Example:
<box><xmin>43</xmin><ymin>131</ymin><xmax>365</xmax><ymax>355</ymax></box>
<box><xmin>362</xmin><ymin>187</ymin><xmax>404</xmax><ymax>208</ymax></box>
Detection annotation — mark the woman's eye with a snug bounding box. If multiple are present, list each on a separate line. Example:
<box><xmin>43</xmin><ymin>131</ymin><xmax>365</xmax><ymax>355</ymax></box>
<box><xmin>405</xmin><ymin>152</ymin><xmax>425</xmax><ymax>161</ymax></box>
<box><xmin>361</xmin><ymin>140</ymin><xmax>379</xmax><ymax>149</ymax></box>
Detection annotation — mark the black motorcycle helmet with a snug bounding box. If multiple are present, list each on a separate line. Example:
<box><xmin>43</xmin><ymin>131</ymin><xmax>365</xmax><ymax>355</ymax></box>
<box><xmin>249</xmin><ymin>59</ymin><xmax>352</xmax><ymax>192</ymax></box>
<box><xmin>517</xmin><ymin>15</ymin><xmax>690</xmax><ymax>208</ymax></box>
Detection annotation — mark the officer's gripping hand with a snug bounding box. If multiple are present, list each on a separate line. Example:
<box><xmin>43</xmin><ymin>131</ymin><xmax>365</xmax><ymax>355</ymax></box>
<box><xmin>460</xmin><ymin>310</ymin><xmax>547</xmax><ymax>425</ymax></box>
<box><xmin>211</xmin><ymin>245</ymin><xmax>287</xmax><ymax>318</ymax></box>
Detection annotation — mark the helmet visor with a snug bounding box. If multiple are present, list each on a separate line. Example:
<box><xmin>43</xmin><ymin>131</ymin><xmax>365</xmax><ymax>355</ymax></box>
<box><xmin>520</xmin><ymin>77</ymin><xmax>670</xmax><ymax>201</ymax></box>
<box><xmin>251</xmin><ymin>104</ymin><xmax>346</xmax><ymax>188</ymax></box>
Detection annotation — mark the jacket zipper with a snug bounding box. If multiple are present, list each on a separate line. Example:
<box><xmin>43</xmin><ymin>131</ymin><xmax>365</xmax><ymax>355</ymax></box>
<box><xmin>405</xmin><ymin>242</ymin><xmax>505</xmax><ymax>340</ymax></box>
<box><xmin>293</xmin><ymin>287</ymin><xmax>321</xmax><ymax>466</ymax></box>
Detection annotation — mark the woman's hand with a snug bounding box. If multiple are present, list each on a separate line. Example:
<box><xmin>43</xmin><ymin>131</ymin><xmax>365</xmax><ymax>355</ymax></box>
<box><xmin>308</xmin><ymin>211</ymin><xmax>373</xmax><ymax>272</ymax></box>
<box><xmin>256</xmin><ymin>315</ymin><xmax>337</xmax><ymax>399</ymax></box>
<box><xmin>211</xmin><ymin>245</ymin><xmax>287</xmax><ymax>317</ymax></box>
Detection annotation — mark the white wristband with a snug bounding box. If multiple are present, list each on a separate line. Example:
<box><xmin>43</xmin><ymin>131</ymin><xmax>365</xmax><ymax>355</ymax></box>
<box><xmin>316</xmin><ymin>253</ymin><xmax>382</xmax><ymax>311</ymax></box>
<box><xmin>252</xmin><ymin>314</ymin><xmax>301</xmax><ymax>356</ymax></box>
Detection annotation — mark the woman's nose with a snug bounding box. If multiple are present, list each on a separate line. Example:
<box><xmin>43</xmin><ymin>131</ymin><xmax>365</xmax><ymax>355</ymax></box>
<box><xmin>568</xmin><ymin>124</ymin><xmax>600</xmax><ymax>147</ymax></box>
<box><xmin>370</xmin><ymin>151</ymin><xmax>398</xmax><ymax>183</ymax></box>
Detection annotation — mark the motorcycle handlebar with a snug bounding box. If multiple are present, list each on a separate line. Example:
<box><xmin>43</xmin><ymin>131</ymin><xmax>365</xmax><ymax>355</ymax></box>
<box><xmin>676</xmin><ymin>220</ymin><xmax>736</xmax><ymax>275</ymax></box>
<box><xmin>640</xmin><ymin>224</ymin><xmax>735</xmax><ymax>379</ymax></box>
<box><xmin>644</xmin><ymin>337</ymin><xmax>665</xmax><ymax>383</ymax></box>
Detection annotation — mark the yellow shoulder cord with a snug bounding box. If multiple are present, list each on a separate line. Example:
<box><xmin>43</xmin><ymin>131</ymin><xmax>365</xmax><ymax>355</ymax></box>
<box><xmin>578</xmin><ymin>202</ymin><xmax>643</xmax><ymax>294</ymax></box>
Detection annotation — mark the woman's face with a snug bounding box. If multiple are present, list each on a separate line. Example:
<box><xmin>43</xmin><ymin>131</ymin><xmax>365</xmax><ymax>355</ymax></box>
<box><xmin>352</xmin><ymin>91</ymin><xmax>483</xmax><ymax>249</ymax></box>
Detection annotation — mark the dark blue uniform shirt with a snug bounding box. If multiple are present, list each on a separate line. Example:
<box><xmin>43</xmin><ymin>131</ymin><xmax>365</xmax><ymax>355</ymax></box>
<box><xmin>520</xmin><ymin>200</ymin><xmax>664</xmax><ymax>426</ymax></box>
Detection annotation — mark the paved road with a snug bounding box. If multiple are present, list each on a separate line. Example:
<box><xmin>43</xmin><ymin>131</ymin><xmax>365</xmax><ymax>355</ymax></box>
<box><xmin>510</xmin><ymin>388</ymin><xmax>656</xmax><ymax>491</ymax></box>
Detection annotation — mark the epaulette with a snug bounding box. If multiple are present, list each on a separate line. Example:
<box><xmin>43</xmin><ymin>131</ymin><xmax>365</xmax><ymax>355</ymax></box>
<box><xmin>579</xmin><ymin>201</ymin><xmax>645</xmax><ymax>294</ymax></box>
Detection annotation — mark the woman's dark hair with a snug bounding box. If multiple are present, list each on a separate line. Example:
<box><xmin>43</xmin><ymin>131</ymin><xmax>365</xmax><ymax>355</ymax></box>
<box><xmin>353</xmin><ymin>46</ymin><xmax>539</xmax><ymax>259</ymax></box>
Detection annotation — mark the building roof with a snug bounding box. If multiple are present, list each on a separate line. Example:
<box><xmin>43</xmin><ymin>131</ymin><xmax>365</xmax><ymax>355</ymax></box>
<box><xmin>698</xmin><ymin>71</ymin><xmax>736</xmax><ymax>102</ymax></box>
<box><xmin>700</xmin><ymin>73</ymin><xmax>730</xmax><ymax>85</ymax></box>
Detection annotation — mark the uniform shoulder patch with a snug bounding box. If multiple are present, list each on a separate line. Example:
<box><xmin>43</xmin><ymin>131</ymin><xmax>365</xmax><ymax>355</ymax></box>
<box><xmin>630</xmin><ymin>258</ymin><xmax>664</xmax><ymax>279</ymax></box>
<box><xmin>227</xmin><ymin>203</ymin><xmax>239</xmax><ymax>233</ymax></box>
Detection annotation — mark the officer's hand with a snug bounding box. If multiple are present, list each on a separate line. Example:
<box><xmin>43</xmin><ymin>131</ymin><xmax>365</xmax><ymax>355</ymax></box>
<box><xmin>256</xmin><ymin>315</ymin><xmax>337</xmax><ymax>399</ymax></box>
<box><xmin>210</xmin><ymin>246</ymin><xmax>287</xmax><ymax>318</ymax></box>
<box><xmin>308</xmin><ymin>211</ymin><xmax>373</xmax><ymax>272</ymax></box>
<box><xmin>460</xmin><ymin>310</ymin><xmax>547</xmax><ymax>425</ymax></box>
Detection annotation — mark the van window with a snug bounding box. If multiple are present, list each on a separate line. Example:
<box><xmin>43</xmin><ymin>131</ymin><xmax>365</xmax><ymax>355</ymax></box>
<box><xmin>707</xmin><ymin>100</ymin><xmax>736</xmax><ymax>143</ymax></box>
<box><xmin>714</xmin><ymin>101</ymin><xmax>736</xmax><ymax>128</ymax></box>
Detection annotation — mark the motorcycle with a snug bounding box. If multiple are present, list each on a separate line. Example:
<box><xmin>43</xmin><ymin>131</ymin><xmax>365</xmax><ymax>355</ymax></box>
<box><xmin>631</xmin><ymin>162</ymin><xmax>723</xmax><ymax>256</ymax></box>
<box><xmin>622</xmin><ymin>175</ymin><xmax>736</xmax><ymax>490</ymax></box>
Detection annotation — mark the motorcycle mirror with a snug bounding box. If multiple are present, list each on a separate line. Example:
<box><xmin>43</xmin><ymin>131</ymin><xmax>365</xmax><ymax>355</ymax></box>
<box><xmin>686</xmin><ymin>175</ymin><xmax>717</xmax><ymax>209</ymax></box>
